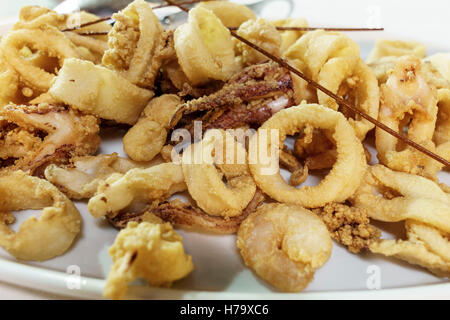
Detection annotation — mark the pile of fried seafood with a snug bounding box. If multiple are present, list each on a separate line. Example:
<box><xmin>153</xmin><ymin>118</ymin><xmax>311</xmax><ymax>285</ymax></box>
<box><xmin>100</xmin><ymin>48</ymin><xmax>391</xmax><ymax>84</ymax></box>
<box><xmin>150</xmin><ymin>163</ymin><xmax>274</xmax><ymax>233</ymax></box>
<box><xmin>0</xmin><ymin>1</ymin><xmax>448</xmax><ymax>299</ymax></box>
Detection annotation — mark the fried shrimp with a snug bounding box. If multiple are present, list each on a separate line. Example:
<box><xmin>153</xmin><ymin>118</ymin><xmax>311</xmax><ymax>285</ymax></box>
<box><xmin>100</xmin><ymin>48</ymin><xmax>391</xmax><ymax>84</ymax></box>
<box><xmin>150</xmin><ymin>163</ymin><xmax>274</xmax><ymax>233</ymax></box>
<box><xmin>104</xmin><ymin>221</ymin><xmax>193</xmax><ymax>300</ymax></box>
<box><xmin>102</xmin><ymin>0</ymin><xmax>165</xmax><ymax>89</ymax></box>
<box><xmin>249</xmin><ymin>104</ymin><xmax>366</xmax><ymax>208</ymax></box>
<box><xmin>0</xmin><ymin>170</ymin><xmax>81</xmax><ymax>261</ymax></box>
<box><xmin>87</xmin><ymin>162</ymin><xmax>186</xmax><ymax>219</ymax></box>
<box><xmin>123</xmin><ymin>94</ymin><xmax>181</xmax><ymax>162</ymax></box>
<box><xmin>375</xmin><ymin>56</ymin><xmax>441</xmax><ymax>179</ymax></box>
<box><xmin>237</xmin><ymin>203</ymin><xmax>332</xmax><ymax>292</ymax></box>
<box><xmin>44</xmin><ymin>153</ymin><xmax>155</xmax><ymax>199</ymax></box>
<box><xmin>49</xmin><ymin>58</ymin><xmax>153</xmax><ymax>124</ymax></box>
<box><xmin>182</xmin><ymin>129</ymin><xmax>256</xmax><ymax>218</ymax></box>
<box><xmin>0</xmin><ymin>104</ymin><xmax>100</xmax><ymax>175</ymax></box>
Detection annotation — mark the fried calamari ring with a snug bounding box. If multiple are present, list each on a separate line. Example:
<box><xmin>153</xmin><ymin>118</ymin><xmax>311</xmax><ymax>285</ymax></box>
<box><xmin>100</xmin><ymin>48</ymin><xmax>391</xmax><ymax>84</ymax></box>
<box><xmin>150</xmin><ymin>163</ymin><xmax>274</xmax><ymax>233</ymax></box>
<box><xmin>366</xmin><ymin>39</ymin><xmax>426</xmax><ymax>64</ymax></box>
<box><xmin>49</xmin><ymin>58</ymin><xmax>153</xmax><ymax>124</ymax></box>
<box><xmin>102</xmin><ymin>0</ymin><xmax>164</xmax><ymax>89</ymax></box>
<box><xmin>88</xmin><ymin>162</ymin><xmax>186</xmax><ymax>219</ymax></box>
<box><xmin>272</xmin><ymin>18</ymin><xmax>308</xmax><ymax>54</ymax></box>
<box><xmin>104</xmin><ymin>221</ymin><xmax>193</xmax><ymax>300</ymax></box>
<box><xmin>249</xmin><ymin>104</ymin><xmax>366</xmax><ymax>208</ymax></box>
<box><xmin>44</xmin><ymin>153</ymin><xmax>157</xmax><ymax>200</ymax></box>
<box><xmin>123</xmin><ymin>94</ymin><xmax>181</xmax><ymax>162</ymax></box>
<box><xmin>174</xmin><ymin>6</ymin><xmax>236</xmax><ymax>85</ymax></box>
<box><xmin>0</xmin><ymin>104</ymin><xmax>101</xmax><ymax>174</ymax></box>
<box><xmin>317</xmin><ymin>57</ymin><xmax>380</xmax><ymax>140</ymax></box>
<box><xmin>352</xmin><ymin>165</ymin><xmax>450</xmax><ymax>233</ymax></box>
<box><xmin>284</xmin><ymin>30</ymin><xmax>360</xmax><ymax>80</ymax></box>
<box><xmin>235</xmin><ymin>18</ymin><xmax>281</xmax><ymax>66</ymax></box>
<box><xmin>425</xmin><ymin>53</ymin><xmax>450</xmax><ymax>83</ymax></box>
<box><xmin>434</xmin><ymin>88</ymin><xmax>450</xmax><ymax>147</ymax></box>
<box><xmin>196</xmin><ymin>1</ymin><xmax>256</xmax><ymax>27</ymax></box>
<box><xmin>0</xmin><ymin>28</ymin><xmax>80</xmax><ymax>93</ymax></box>
<box><xmin>0</xmin><ymin>170</ymin><xmax>81</xmax><ymax>261</ymax></box>
<box><xmin>182</xmin><ymin>129</ymin><xmax>256</xmax><ymax>217</ymax></box>
<box><xmin>375</xmin><ymin>56</ymin><xmax>440</xmax><ymax>179</ymax></box>
<box><xmin>237</xmin><ymin>203</ymin><xmax>332</xmax><ymax>292</ymax></box>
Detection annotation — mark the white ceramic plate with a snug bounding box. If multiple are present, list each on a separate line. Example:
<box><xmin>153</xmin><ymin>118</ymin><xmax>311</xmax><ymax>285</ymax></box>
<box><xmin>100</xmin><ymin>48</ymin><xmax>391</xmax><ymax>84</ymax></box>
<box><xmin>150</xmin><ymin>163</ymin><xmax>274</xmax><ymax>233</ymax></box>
<box><xmin>0</xmin><ymin>0</ymin><xmax>449</xmax><ymax>299</ymax></box>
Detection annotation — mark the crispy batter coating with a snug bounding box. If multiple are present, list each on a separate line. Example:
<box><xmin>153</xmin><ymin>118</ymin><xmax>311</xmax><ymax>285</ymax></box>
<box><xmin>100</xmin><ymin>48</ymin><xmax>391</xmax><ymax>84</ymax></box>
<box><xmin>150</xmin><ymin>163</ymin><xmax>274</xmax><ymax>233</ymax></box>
<box><xmin>196</xmin><ymin>1</ymin><xmax>256</xmax><ymax>27</ymax></box>
<box><xmin>0</xmin><ymin>170</ymin><xmax>81</xmax><ymax>261</ymax></box>
<box><xmin>0</xmin><ymin>104</ymin><xmax>100</xmax><ymax>175</ymax></box>
<box><xmin>44</xmin><ymin>153</ymin><xmax>156</xmax><ymax>199</ymax></box>
<box><xmin>313</xmin><ymin>203</ymin><xmax>381</xmax><ymax>253</ymax></box>
<box><xmin>366</xmin><ymin>39</ymin><xmax>426</xmax><ymax>64</ymax></box>
<box><xmin>104</xmin><ymin>221</ymin><xmax>193</xmax><ymax>300</ymax></box>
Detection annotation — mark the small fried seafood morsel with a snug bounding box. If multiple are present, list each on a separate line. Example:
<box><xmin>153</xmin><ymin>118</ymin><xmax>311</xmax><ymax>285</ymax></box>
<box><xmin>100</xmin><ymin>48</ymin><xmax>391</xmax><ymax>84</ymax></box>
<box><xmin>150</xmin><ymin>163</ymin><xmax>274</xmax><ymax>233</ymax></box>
<box><xmin>103</xmin><ymin>221</ymin><xmax>193</xmax><ymax>300</ymax></box>
<box><xmin>109</xmin><ymin>188</ymin><xmax>265</xmax><ymax>234</ymax></box>
<box><xmin>0</xmin><ymin>171</ymin><xmax>81</xmax><ymax>261</ymax></box>
<box><xmin>312</xmin><ymin>203</ymin><xmax>381</xmax><ymax>253</ymax></box>
<box><xmin>182</xmin><ymin>129</ymin><xmax>256</xmax><ymax>218</ymax></box>
<box><xmin>0</xmin><ymin>104</ymin><xmax>100</xmax><ymax>175</ymax></box>
<box><xmin>370</xmin><ymin>220</ymin><xmax>450</xmax><ymax>277</ymax></box>
<box><xmin>352</xmin><ymin>165</ymin><xmax>450</xmax><ymax>233</ymax></box>
<box><xmin>237</xmin><ymin>203</ymin><xmax>332</xmax><ymax>292</ymax></box>
<box><xmin>44</xmin><ymin>153</ymin><xmax>154</xmax><ymax>200</ymax></box>
<box><xmin>366</xmin><ymin>39</ymin><xmax>426</xmax><ymax>64</ymax></box>
<box><xmin>49</xmin><ymin>58</ymin><xmax>153</xmax><ymax>125</ymax></box>
<box><xmin>196</xmin><ymin>1</ymin><xmax>256</xmax><ymax>27</ymax></box>
<box><xmin>123</xmin><ymin>94</ymin><xmax>181</xmax><ymax>162</ymax></box>
<box><xmin>88</xmin><ymin>162</ymin><xmax>186</xmax><ymax>219</ymax></box>
<box><xmin>0</xmin><ymin>28</ymin><xmax>80</xmax><ymax>94</ymax></box>
<box><xmin>249</xmin><ymin>104</ymin><xmax>366</xmax><ymax>208</ymax></box>
<box><xmin>434</xmin><ymin>88</ymin><xmax>450</xmax><ymax>147</ymax></box>
<box><xmin>235</xmin><ymin>19</ymin><xmax>281</xmax><ymax>66</ymax></box>
<box><xmin>102</xmin><ymin>0</ymin><xmax>165</xmax><ymax>89</ymax></box>
<box><xmin>375</xmin><ymin>56</ymin><xmax>441</xmax><ymax>179</ymax></box>
<box><xmin>174</xmin><ymin>6</ymin><xmax>236</xmax><ymax>85</ymax></box>
<box><xmin>170</xmin><ymin>62</ymin><xmax>295</xmax><ymax>130</ymax></box>
<box><xmin>272</xmin><ymin>18</ymin><xmax>308</xmax><ymax>54</ymax></box>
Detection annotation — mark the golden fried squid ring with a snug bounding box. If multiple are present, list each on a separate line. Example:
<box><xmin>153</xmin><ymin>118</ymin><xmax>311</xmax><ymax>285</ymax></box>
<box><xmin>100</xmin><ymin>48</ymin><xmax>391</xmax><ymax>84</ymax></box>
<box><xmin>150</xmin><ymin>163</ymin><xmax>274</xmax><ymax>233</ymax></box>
<box><xmin>272</xmin><ymin>18</ymin><xmax>308</xmax><ymax>54</ymax></box>
<box><xmin>235</xmin><ymin>18</ymin><xmax>281</xmax><ymax>67</ymax></box>
<box><xmin>123</xmin><ymin>94</ymin><xmax>181</xmax><ymax>162</ymax></box>
<box><xmin>182</xmin><ymin>129</ymin><xmax>256</xmax><ymax>217</ymax></box>
<box><xmin>174</xmin><ymin>6</ymin><xmax>236</xmax><ymax>85</ymax></box>
<box><xmin>196</xmin><ymin>1</ymin><xmax>256</xmax><ymax>27</ymax></box>
<box><xmin>249</xmin><ymin>104</ymin><xmax>366</xmax><ymax>208</ymax></box>
<box><xmin>102</xmin><ymin>0</ymin><xmax>164</xmax><ymax>89</ymax></box>
<box><xmin>88</xmin><ymin>162</ymin><xmax>186</xmax><ymax>219</ymax></box>
<box><xmin>366</xmin><ymin>39</ymin><xmax>426</xmax><ymax>65</ymax></box>
<box><xmin>44</xmin><ymin>153</ymin><xmax>157</xmax><ymax>200</ymax></box>
<box><xmin>0</xmin><ymin>104</ymin><xmax>101</xmax><ymax>174</ymax></box>
<box><xmin>434</xmin><ymin>88</ymin><xmax>450</xmax><ymax>147</ymax></box>
<box><xmin>284</xmin><ymin>30</ymin><xmax>360</xmax><ymax>80</ymax></box>
<box><xmin>425</xmin><ymin>53</ymin><xmax>450</xmax><ymax>83</ymax></box>
<box><xmin>104</xmin><ymin>221</ymin><xmax>193</xmax><ymax>300</ymax></box>
<box><xmin>49</xmin><ymin>58</ymin><xmax>153</xmax><ymax>124</ymax></box>
<box><xmin>0</xmin><ymin>28</ymin><xmax>80</xmax><ymax>93</ymax></box>
<box><xmin>0</xmin><ymin>171</ymin><xmax>81</xmax><ymax>261</ymax></box>
<box><xmin>237</xmin><ymin>203</ymin><xmax>332</xmax><ymax>292</ymax></box>
<box><xmin>352</xmin><ymin>165</ymin><xmax>450</xmax><ymax>233</ymax></box>
<box><xmin>375</xmin><ymin>56</ymin><xmax>442</xmax><ymax>179</ymax></box>
<box><xmin>316</xmin><ymin>57</ymin><xmax>380</xmax><ymax>140</ymax></box>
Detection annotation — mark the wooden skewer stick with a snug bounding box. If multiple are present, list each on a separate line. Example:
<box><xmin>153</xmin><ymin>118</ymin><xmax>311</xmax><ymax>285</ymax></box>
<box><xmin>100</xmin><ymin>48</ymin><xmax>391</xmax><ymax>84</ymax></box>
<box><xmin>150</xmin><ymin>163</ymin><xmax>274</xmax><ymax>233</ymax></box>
<box><xmin>164</xmin><ymin>0</ymin><xmax>450</xmax><ymax>169</ymax></box>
